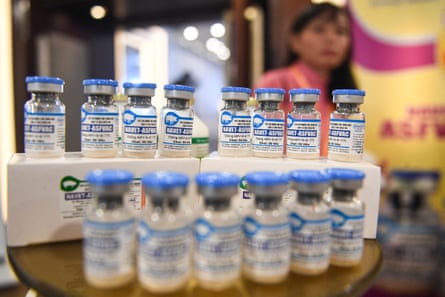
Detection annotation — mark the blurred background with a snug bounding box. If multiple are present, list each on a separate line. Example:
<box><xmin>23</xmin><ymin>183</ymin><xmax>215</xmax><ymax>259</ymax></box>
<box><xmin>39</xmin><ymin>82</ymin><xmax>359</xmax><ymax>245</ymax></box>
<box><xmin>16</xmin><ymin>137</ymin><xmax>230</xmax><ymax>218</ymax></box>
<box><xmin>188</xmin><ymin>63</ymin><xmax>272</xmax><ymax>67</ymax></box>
<box><xmin>1</xmin><ymin>0</ymin><xmax>445</xmax><ymax>296</ymax></box>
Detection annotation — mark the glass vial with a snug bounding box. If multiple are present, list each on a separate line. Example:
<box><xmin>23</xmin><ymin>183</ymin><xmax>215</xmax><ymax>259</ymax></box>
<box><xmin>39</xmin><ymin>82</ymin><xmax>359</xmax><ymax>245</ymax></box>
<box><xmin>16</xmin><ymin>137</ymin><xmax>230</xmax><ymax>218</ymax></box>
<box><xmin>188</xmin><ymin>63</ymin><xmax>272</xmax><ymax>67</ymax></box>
<box><xmin>122</xmin><ymin>82</ymin><xmax>157</xmax><ymax>158</ymax></box>
<box><xmin>286</xmin><ymin>88</ymin><xmax>321</xmax><ymax>160</ymax></box>
<box><xmin>218</xmin><ymin>86</ymin><xmax>252</xmax><ymax>157</ymax></box>
<box><xmin>243</xmin><ymin>171</ymin><xmax>290</xmax><ymax>283</ymax></box>
<box><xmin>328</xmin><ymin>89</ymin><xmax>366</xmax><ymax>162</ymax></box>
<box><xmin>327</xmin><ymin>168</ymin><xmax>365</xmax><ymax>266</ymax></box>
<box><xmin>194</xmin><ymin>172</ymin><xmax>242</xmax><ymax>290</ymax></box>
<box><xmin>251</xmin><ymin>88</ymin><xmax>285</xmax><ymax>158</ymax></box>
<box><xmin>139</xmin><ymin>171</ymin><xmax>192</xmax><ymax>293</ymax></box>
<box><xmin>288</xmin><ymin>170</ymin><xmax>331</xmax><ymax>275</ymax></box>
<box><xmin>24</xmin><ymin>76</ymin><xmax>65</xmax><ymax>158</ymax></box>
<box><xmin>83</xmin><ymin>169</ymin><xmax>136</xmax><ymax>288</ymax></box>
<box><xmin>159</xmin><ymin>84</ymin><xmax>194</xmax><ymax>158</ymax></box>
<box><xmin>81</xmin><ymin>79</ymin><xmax>119</xmax><ymax>158</ymax></box>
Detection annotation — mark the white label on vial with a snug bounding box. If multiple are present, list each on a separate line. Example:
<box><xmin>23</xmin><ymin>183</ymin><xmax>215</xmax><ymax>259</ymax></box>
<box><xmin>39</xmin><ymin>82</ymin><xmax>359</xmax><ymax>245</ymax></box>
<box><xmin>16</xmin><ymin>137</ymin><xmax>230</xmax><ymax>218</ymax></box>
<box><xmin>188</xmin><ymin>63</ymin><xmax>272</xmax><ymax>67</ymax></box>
<box><xmin>162</xmin><ymin>111</ymin><xmax>193</xmax><ymax>151</ymax></box>
<box><xmin>252</xmin><ymin>114</ymin><xmax>284</xmax><ymax>153</ymax></box>
<box><xmin>81</xmin><ymin>109</ymin><xmax>118</xmax><ymax>151</ymax></box>
<box><xmin>122</xmin><ymin>110</ymin><xmax>157</xmax><ymax>152</ymax></box>
<box><xmin>24</xmin><ymin>112</ymin><xmax>65</xmax><ymax>152</ymax></box>
<box><xmin>219</xmin><ymin>111</ymin><xmax>251</xmax><ymax>150</ymax></box>
<box><xmin>83</xmin><ymin>218</ymin><xmax>136</xmax><ymax>277</ymax></box>
<box><xmin>328</xmin><ymin>119</ymin><xmax>365</xmax><ymax>156</ymax></box>
<box><xmin>289</xmin><ymin>212</ymin><xmax>331</xmax><ymax>268</ymax></box>
<box><xmin>138</xmin><ymin>222</ymin><xmax>190</xmax><ymax>281</ymax></box>
<box><xmin>243</xmin><ymin>216</ymin><xmax>290</xmax><ymax>274</ymax></box>
<box><xmin>194</xmin><ymin>218</ymin><xmax>241</xmax><ymax>279</ymax></box>
<box><xmin>287</xmin><ymin>117</ymin><xmax>320</xmax><ymax>154</ymax></box>
<box><xmin>330</xmin><ymin>209</ymin><xmax>364</xmax><ymax>261</ymax></box>
<box><xmin>60</xmin><ymin>176</ymin><xmax>143</xmax><ymax>219</ymax></box>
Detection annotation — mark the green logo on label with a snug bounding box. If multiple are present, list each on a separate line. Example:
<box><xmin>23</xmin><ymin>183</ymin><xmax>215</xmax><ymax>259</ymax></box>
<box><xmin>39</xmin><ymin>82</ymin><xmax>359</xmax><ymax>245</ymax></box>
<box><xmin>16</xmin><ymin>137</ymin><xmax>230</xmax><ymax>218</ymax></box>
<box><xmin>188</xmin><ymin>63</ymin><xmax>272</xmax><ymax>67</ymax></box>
<box><xmin>60</xmin><ymin>176</ymin><xmax>82</xmax><ymax>192</ymax></box>
<box><xmin>239</xmin><ymin>176</ymin><xmax>248</xmax><ymax>190</ymax></box>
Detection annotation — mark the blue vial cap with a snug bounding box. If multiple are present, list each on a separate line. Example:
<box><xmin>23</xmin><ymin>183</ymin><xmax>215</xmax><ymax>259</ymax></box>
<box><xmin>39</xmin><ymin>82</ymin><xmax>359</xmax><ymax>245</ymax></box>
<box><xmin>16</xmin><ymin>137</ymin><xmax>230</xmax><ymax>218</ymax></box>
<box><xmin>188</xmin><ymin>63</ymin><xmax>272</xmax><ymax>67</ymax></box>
<box><xmin>288</xmin><ymin>170</ymin><xmax>330</xmax><ymax>184</ymax></box>
<box><xmin>245</xmin><ymin>171</ymin><xmax>288</xmax><ymax>186</ymax></box>
<box><xmin>141</xmin><ymin>171</ymin><xmax>189</xmax><ymax>189</ymax></box>
<box><xmin>25</xmin><ymin>76</ymin><xmax>64</xmax><ymax>85</ymax></box>
<box><xmin>332</xmin><ymin>89</ymin><xmax>365</xmax><ymax>96</ymax></box>
<box><xmin>86</xmin><ymin>169</ymin><xmax>133</xmax><ymax>185</ymax></box>
<box><xmin>163</xmin><ymin>84</ymin><xmax>195</xmax><ymax>92</ymax></box>
<box><xmin>391</xmin><ymin>170</ymin><xmax>440</xmax><ymax>181</ymax></box>
<box><xmin>288</xmin><ymin>88</ymin><xmax>320</xmax><ymax>95</ymax></box>
<box><xmin>326</xmin><ymin>168</ymin><xmax>365</xmax><ymax>181</ymax></box>
<box><xmin>123</xmin><ymin>82</ymin><xmax>156</xmax><ymax>89</ymax></box>
<box><xmin>221</xmin><ymin>86</ymin><xmax>251</xmax><ymax>94</ymax></box>
<box><xmin>254</xmin><ymin>88</ymin><xmax>285</xmax><ymax>95</ymax></box>
<box><xmin>82</xmin><ymin>79</ymin><xmax>118</xmax><ymax>87</ymax></box>
<box><xmin>195</xmin><ymin>172</ymin><xmax>240</xmax><ymax>188</ymax></box>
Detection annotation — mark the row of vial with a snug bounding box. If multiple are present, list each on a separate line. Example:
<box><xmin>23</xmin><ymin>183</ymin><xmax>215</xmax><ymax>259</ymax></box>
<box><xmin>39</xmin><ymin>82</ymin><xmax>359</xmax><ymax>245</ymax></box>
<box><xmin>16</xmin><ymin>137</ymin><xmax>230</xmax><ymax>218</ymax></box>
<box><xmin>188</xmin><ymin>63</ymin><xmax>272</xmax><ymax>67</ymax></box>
<box><xmin>24</xmin><ymin>76</ymin><xmax>365</xmax><ymax>161</ymax></box>
<box><xmin>83</xmin><ymin>168</ymin><xmax>365</xmax><ymax>292</ymax></box>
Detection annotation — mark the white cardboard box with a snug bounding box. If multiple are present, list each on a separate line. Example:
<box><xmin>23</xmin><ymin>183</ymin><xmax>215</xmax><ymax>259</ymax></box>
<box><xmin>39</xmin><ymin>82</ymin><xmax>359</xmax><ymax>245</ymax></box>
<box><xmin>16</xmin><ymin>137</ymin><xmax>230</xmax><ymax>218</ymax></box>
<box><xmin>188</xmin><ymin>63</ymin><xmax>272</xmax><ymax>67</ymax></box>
<box><xmin>7</xmin><ymin>153</ymin><xmax>200</xmax><ymax>247</ymax></box>
<box><xmin>200</xmin><ymin>154</ymin><xmax>381</xmax><ymax>239</ymax></box>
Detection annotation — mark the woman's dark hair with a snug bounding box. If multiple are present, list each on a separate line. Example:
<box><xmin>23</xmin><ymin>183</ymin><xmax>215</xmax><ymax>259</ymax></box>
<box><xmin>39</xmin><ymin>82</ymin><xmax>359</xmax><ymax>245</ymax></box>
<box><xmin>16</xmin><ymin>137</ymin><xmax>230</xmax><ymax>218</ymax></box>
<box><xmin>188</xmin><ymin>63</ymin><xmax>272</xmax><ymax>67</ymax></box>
<box><xmin>286</xmin><ymin>2</ymin><xmax>357</xmax><ymax>93</ymax></box>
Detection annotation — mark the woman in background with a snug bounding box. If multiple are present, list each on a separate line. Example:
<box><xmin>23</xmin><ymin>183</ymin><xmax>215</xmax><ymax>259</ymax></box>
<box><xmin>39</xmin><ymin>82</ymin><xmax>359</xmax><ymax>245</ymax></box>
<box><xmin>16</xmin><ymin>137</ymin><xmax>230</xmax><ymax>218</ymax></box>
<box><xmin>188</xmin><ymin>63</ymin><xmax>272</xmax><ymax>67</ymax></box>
<box><xmin>255</xmin><ymin>2</ymin><xmax>357</xmax><ymax>157</ymax></box>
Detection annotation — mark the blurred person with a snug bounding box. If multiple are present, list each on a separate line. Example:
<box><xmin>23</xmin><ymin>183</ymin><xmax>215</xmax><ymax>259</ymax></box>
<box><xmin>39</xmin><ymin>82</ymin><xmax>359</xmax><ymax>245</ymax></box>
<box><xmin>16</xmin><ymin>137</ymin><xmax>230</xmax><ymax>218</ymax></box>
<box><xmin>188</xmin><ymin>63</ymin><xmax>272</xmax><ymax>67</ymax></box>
<box><xmin>255</xmin><ymin>2</ymin><xmax>357</xmax><ymax>157</ymax></box>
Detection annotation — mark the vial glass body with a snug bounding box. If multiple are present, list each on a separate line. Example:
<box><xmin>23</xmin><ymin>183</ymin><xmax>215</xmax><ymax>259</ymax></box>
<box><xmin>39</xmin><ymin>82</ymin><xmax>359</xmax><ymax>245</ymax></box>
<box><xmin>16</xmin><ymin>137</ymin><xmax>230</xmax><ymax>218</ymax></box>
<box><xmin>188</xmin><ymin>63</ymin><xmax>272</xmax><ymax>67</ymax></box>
<box><xmin>122</xmin><ymin>96</ymin><xmax>157</xmax><ymax>158</ymax></box>
<box><xmin>24</xmin><ymin>92</ymin><xmax>65</xmax><ymax>158</ymax></box>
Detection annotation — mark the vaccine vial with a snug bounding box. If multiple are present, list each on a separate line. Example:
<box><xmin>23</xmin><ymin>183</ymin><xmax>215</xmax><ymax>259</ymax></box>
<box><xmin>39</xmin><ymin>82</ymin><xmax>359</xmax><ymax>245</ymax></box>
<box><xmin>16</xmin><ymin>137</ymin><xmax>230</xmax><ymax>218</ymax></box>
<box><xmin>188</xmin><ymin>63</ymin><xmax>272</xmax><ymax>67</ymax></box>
<box><xmin>83</xmin><ymin>169</ymin><xmax>136</xmax><ymax>288</ymax></box>
<box><xmin>81</xmin><ymin>79</ymin><xmax>119</xmax><ymax>158</ymax></box>
<box><xmin>159</xmin><ymin>84</ymin><xmax>194</xmax><ymax>158</ymax></box>
<box><xmin>288</xmin><ymin>170</ymin><xmax>331</xmax><ymax>275</ymax></box>
<box><xmin>139</xmin><ymin>171</ymin><xmax>192</xmax><ymax>293</ymax></box>
<box><xmin>286</xmin><ymin>88</ymin><xmax>321</xmax><ymax>160</ymax></box>
<box><xmin>243</xmin><ymin>171</ymin><xmax>290</xmax><ymax>283</ymax></box>
<box><xmin>24</xmin><ymin>76</ymin><xmax>65</xmax><ymax>158</ymax></box>
<box><xmin>218</xmin><ymin>86</ymin><xmax>252</xmax><ymax>157</ymax></box>
<box><xmin>194</xmin><ymin>172</ymin><xmax>242</xmax><ymax>290</ymax></box>
<box><xmin>252</xmin><ymin>88</ymin><xmax>285</xmax><ymax>158</ymax></box>
<box><xmin>327</xmin><ymin>168</ymin><xmax>365</xmax><ymax>266</ymax></box>
<box><xmin>328</xmin><ymin>89</ymin><xmax>366</xmax><ymax>162</ymax></box>
<box><xmin>121</xmin><ymin>82</ymin><xmax>157</xmax><ymax>158</ymax></box>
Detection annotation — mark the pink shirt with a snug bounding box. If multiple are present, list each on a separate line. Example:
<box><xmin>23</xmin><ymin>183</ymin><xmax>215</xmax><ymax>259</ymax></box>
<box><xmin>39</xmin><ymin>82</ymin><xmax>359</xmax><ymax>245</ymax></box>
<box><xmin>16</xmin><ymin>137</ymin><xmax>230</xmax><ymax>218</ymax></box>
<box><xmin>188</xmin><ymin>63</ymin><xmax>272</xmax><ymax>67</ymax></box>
<box><xmin>255</xmin><ymin>61</ymin><xmax>334</xmax><ymax>157</ymax></box>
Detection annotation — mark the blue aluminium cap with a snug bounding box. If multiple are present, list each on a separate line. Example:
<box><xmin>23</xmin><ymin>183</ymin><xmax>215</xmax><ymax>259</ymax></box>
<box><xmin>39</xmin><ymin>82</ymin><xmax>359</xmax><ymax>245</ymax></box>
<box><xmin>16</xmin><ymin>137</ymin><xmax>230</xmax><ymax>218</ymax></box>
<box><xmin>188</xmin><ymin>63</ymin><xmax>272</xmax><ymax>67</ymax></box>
<box><xmin>86</xmin><ymin>169</ymin><xmax>133</xmax><ymax>185</ymax></box>
<box><xmin>254</xmin><ymin>88</ymin><xmax>285</xmax><ymax>95</ymax></box>
<box><xmin>289</xmin><ymin>88</ymin><xmax>320</xmax><ymax>95</ymax></box>
<box><xmin>245</xmin><ymin>171</ymin><xmax>288</xmax><ymax>186</ymax></box>
<box><xmin>195</xmin><ymin>172</ymin><xmax>240</xmax><ymax>188</ymax></box>
<box><xmin>26</xmin><ymin>76</ymin><xmax>64</xmax><ymax>85</ymax></box>
<box><xmin>326</xmin><ymin>168</ymin><xmax>365</xmax><ymax>181</ymax></box>
<box><xmin>26</xmin><ymin>76</ymin><xmax>64</xmax><ymax>93</ymax></box>
<box><xmin>141</xmin><ymin>171</ymin><xmax>189</xmax><ymax>189</ymax></box>
<box><xmin>123</xmin><ymin>82</ymin><xmax>156</xmax><ymax>89</ymax></box>
<box><xmin>163</xmin><ymin>84</ymin><xmax>195</xmax><ymax>92</ymax></box>
<box><xmin>289</xmin><ymin>169</ymin><xmax>329</xmax><ymax>184</ymax></box>
<box><xmin>83</xmin><ymin>79</ymin><xmax>118</xmax><ymax>87</ymax></box>
<box><xmin>332</xmin><ymin>89</ymin><xmax>365</xmax><ymax>96</ymax></box>
<box><xmin>391</xmin><ymin>170</ymin><xmax>441</xmax><ymax>181</ymax></box>
<box><xmin>221</xmin><ymin>86</ymin><xmax>251</xmax><ymax>94</ymax></box>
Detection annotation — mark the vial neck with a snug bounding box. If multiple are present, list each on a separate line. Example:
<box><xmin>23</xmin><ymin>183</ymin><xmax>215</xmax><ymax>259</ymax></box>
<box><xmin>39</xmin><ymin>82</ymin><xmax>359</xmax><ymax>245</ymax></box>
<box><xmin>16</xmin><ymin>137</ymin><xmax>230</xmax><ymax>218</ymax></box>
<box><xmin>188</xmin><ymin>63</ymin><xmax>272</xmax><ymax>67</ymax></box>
<box><xmin>97</xmin><ymin>195</ymin><xmax>124</xmax><ymax>210</ymax></box>
<box><xmin>259</xmin><ymin>101</ymin><xmax>280</xmax><ymax>112</ymax></box>
<box><xmin>167</xmin><ymin>98</ymin><xmax>190</xmax><ymax>110</ymax></box>
<box><xmin>203</xmin><ymin>199</ymin><xmax>231</xmax><ymax>211</ymax></box>
<box><xmin>224</xmin><ymin>100</ymin><xmax>246</xmax><ymax>111</ymax></box>
<box><xmin>128</xmin><ymin>96</ymin><xmax>152</xmax><ymax>106</ymax></box>
<box><xmin>292</xmin><ymin>102</ymin><xmax>316</xmax><ymax>112</ymax></box>
<box><xmin>32</xmin><ymin>92</ymin><xmax>59</xmax><ymax>102</ymax></box>
<box><xmin>150</xmin><ymin>198</ymin><xmax>180</xmax><ymax>212</ymax></box>
<box><xmin>255</xmin><ymin>196</ymin><xmax>280</xmax><ymax>210</ymax></box>
<box><xmin>297</xmin><ymin>192</ymin><xmax>323</xmax><ymax>205</ymax></box>
<box><xmin>336</xmin><ymin>103</ymin><xmax>360</xmax><ymax>114</ymax></box>
<box><xmin>87</xmin><ymin>95</ymin><xmax>113</xmax><ymax>105</ymax></box>
<box><xmin>331</xmin><ymin>189</ymin><xmax>356</xmax><ymax>202</ymax></box>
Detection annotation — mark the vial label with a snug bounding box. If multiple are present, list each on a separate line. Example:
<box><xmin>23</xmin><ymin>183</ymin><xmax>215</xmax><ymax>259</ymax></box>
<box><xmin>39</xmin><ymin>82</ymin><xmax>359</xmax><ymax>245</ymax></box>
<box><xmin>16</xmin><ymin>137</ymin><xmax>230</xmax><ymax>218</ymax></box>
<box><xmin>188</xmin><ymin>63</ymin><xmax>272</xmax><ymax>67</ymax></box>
<box><xmin>328</xmin><ymin>119</ymin><xmax>365</xmax><ymax>156</ymax></box>
<box><xmin>287</xmin><ymin>117</ymin><xmax>320</xmax><ymax>154</ymax></box>
<box><xmin>161</xmin><ymin>111</ymin><xmax>193</xmax><ymax>151</ymax></box>
<box><xmin>81</xmin><ymin>108</ymin><xmax>118</xmax><ymax>150</ymax></box>
<box><xmin>122</xmin><ymin>110</ymin><xmax>157</xmax><ymax>152</ymax></box>
<box><xmin>84</xmin><ymin>218</ymin><xmax>136</xmax><ymax>277</ymax></box>
<box><xmin>138</xmin><ymin>222</ymin><xmax>190</xmax><ymax>281</ymax></box>
<box><xmin>289</xmin><ymin>212</ymin><xmax>331</xmax><ymax>268</ymax></box>
<box><xmin>219</xmin><ymin>111</ymin><xmax>251</xmax><ymax>150</ymax></box>
<box><xmin>194</xmin><ymin>218</ymin><xmax>241</xmax><ymax>279</ymax></box>
<box><xmin>252</xmin><ymin>114</ymin><xmax>284</xmax><ymax>153</ymax></box>
<box><xmin>24</xmin><ymin>112</ymin><xmax>65</xmax><ymax>152</ymax></box>
<box><xmin>330</xmin><ymin>209</ymin><xmax>364</xmax><ymax>261</ymax></box>
<box><xmin>243</xmin><ymin>216</ymin><xmax>290</xmax><ymax>274</ymax></box>
<box><xmin>60</xmin><ymin>176</ymin><xmax>143</xmax><ymax>219</ymax></box>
